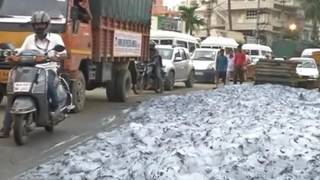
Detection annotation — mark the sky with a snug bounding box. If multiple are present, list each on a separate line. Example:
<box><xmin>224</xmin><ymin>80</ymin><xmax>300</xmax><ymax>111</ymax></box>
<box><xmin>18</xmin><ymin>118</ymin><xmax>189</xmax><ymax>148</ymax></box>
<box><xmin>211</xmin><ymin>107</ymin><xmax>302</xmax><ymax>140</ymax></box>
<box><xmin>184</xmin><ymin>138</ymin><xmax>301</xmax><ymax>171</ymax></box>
<box><xmin>164</xmin><ymin>0</ymin><xmax>185</xmax><ymax>8</ymax></box>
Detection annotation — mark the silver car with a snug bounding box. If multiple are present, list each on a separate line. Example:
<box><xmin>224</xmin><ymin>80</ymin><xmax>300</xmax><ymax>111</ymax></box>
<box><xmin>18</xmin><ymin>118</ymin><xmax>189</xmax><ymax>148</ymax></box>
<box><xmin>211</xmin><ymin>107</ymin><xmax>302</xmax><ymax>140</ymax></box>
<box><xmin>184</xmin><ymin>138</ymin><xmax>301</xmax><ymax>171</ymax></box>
<box><xmin>156</xmin><ymin>45</ymin><xmax>195</xmax><ymax>90</ymax></box>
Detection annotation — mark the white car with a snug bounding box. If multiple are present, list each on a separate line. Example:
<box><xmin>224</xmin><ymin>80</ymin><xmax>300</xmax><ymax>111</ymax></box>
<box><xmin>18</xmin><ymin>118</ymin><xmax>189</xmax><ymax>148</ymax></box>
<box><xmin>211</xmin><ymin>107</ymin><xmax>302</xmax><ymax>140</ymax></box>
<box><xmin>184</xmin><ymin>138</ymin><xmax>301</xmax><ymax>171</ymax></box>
<box><xmin>156</xmin><ymin>45</ymin><xmax>195</xmax><ymax>90</ymax></box>
<box><xmin>274</xmin><ymin>57</ymin><xmax>285</xmax><ymax>61</ymax></box>
<box><xmin>301</xmin><ymin>48</ymin><xmax>320</xmax><ymax>58</ymax></box>
<box><xmin>243</xmin><ymin>44</ymin><xmax>273</xmax><ymax>64</ymax></box>
<box><xmin>290</xmin><ymin>57</ymin><xmax>319</xmax><ymax>79</ymax></box>
<box><xmin>191</xmin><ymin>48</ymin><xmax>219</xmax><ymax>83</ymax></box>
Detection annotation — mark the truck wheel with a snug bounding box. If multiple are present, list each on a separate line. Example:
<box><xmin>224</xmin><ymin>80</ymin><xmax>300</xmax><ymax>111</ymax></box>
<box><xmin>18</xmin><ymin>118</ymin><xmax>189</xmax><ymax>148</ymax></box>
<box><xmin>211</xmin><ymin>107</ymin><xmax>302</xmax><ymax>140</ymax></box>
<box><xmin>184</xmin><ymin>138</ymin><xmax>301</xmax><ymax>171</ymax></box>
<box><xmin>71</xmin><ymin>71</ymin><xmax>86</xmax><ymax>113</ymax></box>
<box><xmin>185</xmin><ymin>70</ymin><xmax>195</xmax><ymax>88</ymax></box>
<box><xmin>106</xmin><ymin>71</ymin><xmax>118</xmax><ymax>101</ymax></box>
<box><xmin>13</xmin><ymin>114</ymin><xmax>29</xmax><ymax>146</ymax></box>
<box><xmin>0</xmin><ymin>92</ymin><xmax>3</xmax><ymax>104</ymax></box>
<box><xmin>165</xmin><ymin>71</ymin><xmax>175</xmax><ymax>91</ymax></box>
<box><xmin>116</xmin><ymin>69</ymin><xmax>132</xmax><ymax>102</ymax></box>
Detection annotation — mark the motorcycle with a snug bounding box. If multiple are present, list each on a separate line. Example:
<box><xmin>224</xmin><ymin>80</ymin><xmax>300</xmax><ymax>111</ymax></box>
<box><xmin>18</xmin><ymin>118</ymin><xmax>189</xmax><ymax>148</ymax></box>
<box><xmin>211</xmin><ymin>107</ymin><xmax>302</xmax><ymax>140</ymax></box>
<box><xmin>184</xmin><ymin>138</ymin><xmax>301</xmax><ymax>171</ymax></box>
<box><xmin>135</xmin><ymin>60</ymin><xmax>164</xmax><ymax>94</ymax></box>
<box><xmin>7</xmin><ymin>45</ymin><xmax>73</xmax><ymax>145</ymax></box>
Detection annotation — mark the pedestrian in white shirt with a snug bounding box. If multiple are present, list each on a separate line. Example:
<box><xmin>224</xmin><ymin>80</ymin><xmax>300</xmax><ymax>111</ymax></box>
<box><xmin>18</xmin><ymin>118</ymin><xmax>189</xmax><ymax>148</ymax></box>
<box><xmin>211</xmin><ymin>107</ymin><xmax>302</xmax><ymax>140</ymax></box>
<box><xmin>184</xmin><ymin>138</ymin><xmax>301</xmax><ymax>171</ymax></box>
<box><xmin>226</xmin><ymin>50</ymin><xmax>235</xmax><ymax>85</ymax></box>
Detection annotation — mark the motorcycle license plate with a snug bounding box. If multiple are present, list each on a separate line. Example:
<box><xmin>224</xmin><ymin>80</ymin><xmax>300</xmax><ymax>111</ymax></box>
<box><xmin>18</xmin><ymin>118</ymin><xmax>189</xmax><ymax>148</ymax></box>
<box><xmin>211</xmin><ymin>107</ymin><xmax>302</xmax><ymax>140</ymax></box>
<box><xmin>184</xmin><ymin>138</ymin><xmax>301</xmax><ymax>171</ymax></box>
<box><xmin>14</xmin><ymin>82</ymin><xmax>32</xmax><ymax>92</ymax></box>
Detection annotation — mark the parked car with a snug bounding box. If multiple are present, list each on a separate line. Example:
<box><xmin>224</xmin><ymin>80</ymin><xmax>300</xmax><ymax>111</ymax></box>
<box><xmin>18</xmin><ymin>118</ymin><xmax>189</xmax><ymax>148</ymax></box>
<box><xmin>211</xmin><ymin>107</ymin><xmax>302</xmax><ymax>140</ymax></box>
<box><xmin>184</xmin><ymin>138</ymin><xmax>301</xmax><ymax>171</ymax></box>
<box><xmin>290</xmin><ymin>57</ymin><xmax>319</xmax><ymax>79</ymax></box>
<box><xmin>301</xmin><ymin>48</ymin><xmax>320</xmax><ymax>58</ymax></box>
<box><xmin>151</xmin><ymin>30</ymin><xmax>200</xmax><ymax>54</ymax></box>
<box><xmin>156</xmin><ymin>45</ymin><xmax>195</xmax><ymax>90</ymax></box>
<box><xmin>200</xmin><ymin>36</ymin><xmax>238</xmax><ymax>50</ymax></box>
<box><xmin>243</xmin><ymin>44</ymin><xmax>273</xmax><ymax>64</ymax></box>
<box><xmin>191</xmin><ymin>48</ymin><xmax>219</xmax><ymax>83</ymax></box>
<box><xmin>274</xmin><ymin>57</ymin><xmax>285</xmax><ymax>61</ymax></box>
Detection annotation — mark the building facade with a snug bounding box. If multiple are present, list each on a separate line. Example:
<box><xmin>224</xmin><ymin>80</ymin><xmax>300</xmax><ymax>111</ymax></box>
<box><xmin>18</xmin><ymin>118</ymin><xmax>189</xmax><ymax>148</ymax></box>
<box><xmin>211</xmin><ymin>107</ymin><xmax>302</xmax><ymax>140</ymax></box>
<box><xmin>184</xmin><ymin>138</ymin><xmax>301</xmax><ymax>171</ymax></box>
<box><xmin>188</xmin><ymin>0</ymin><xmax>311</xmax><ymax>46</ymax></box>
<box><xmin>151</xmin><ymin>0</ymin><xmax>183</xmax><ymax>32</ymax></box>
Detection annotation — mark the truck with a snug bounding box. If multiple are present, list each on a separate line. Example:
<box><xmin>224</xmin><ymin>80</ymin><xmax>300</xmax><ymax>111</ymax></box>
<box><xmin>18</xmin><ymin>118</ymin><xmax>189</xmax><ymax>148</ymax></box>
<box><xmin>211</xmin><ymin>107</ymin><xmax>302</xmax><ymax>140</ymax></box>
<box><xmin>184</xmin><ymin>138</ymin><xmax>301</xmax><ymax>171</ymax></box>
<box><xmin>0</xmin><ymin>0</ymin><xmax>152</xmax><ymax>112</ymax></box>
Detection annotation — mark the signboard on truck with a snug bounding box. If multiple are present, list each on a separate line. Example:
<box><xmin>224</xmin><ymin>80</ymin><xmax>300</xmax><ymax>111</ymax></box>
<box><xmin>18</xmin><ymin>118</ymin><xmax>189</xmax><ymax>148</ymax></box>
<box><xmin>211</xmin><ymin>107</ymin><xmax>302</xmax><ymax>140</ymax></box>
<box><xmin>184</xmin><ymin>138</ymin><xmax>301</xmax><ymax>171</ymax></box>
<box><xmin>113</xmin><ymin>30</ymin><xmax>142</xmax><ymax>57</ymax></box>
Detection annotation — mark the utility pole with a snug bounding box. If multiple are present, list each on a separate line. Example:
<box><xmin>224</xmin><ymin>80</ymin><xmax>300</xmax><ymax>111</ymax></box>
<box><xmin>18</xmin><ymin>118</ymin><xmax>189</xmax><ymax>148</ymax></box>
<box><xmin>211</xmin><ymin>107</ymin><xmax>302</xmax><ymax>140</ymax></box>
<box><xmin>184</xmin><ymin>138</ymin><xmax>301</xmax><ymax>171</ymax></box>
<box><xmin>202</xmin><ymin>0</ymin><xmax>216</xmax><ymax>37</ymax></box>
<box><xmin>256</xmin><ymin>0</ymin><xmax>261</xmax><ymax>44</ymax></box>
<box><xmin>228</xmin><ymin>0</ymin><xmax>232</xmax><ymax>30</ymax></box>
<box><xmin>280</xmin><ymin>0</ymin><xmax>286</xmax><ymax>39</ymax></box>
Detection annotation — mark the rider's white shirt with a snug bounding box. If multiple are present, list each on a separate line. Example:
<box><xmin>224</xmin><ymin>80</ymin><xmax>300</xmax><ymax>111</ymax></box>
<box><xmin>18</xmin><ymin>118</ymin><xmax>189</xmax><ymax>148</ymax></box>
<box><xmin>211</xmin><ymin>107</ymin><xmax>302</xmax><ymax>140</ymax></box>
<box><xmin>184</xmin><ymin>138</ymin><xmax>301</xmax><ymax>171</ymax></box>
<box><xmin>19</xmin><ymin>33</ymin><xmax>66</xmax><ymax>72</ymax></box>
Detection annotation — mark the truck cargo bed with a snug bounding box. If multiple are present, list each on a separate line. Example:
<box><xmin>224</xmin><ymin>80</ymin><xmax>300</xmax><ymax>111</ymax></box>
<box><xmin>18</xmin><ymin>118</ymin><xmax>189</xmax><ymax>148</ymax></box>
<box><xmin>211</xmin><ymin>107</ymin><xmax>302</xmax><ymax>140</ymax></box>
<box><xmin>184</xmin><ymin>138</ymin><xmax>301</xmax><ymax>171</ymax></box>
<box><xmin>254</xmin><ymin>60</ymin><xmax>318</xmax><ymax>88</ymax></box>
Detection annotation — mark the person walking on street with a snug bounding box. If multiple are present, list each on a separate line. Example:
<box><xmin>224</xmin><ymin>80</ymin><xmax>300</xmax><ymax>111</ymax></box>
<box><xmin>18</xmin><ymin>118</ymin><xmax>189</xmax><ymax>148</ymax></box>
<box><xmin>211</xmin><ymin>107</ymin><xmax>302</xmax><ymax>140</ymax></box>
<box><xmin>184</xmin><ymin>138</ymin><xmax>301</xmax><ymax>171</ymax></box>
<box><xmin>243</xmin><ymin>51</ymin><xmax>250</xmax><ymax>81</ymax></box>
<box><xmin>233</xmin><ymin>45</ymin><xmax>246</xmax><ymax>84</ymax></box>
<box><xmin>226</xmin><ymin>50</ymin><xmax>234</xmax><ymax>85</ymax></box>
<box><xmin>215</xmin><ymin>49</ymin><xmax>228</xmax><ymax>86</ymax></box>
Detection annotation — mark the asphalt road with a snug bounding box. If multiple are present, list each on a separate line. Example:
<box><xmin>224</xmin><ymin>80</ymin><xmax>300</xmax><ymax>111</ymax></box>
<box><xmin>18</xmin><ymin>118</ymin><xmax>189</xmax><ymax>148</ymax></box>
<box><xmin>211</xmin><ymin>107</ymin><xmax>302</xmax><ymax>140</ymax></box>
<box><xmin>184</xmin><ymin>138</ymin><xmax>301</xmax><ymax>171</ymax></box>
<box><xmin>0</xmin><ymin>83</ymin><xmax>213</xmax><ymax>180</ymax></box>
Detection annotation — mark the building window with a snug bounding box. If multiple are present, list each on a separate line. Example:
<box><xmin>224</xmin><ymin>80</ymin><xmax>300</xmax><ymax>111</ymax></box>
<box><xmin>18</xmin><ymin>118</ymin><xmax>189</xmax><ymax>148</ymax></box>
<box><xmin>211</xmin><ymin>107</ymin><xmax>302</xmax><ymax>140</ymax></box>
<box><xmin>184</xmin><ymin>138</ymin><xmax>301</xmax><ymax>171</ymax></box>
<box><xmin>246</xmin><ymin>10</ymin><xmax>257</xmax><ymax>19</ymax></box>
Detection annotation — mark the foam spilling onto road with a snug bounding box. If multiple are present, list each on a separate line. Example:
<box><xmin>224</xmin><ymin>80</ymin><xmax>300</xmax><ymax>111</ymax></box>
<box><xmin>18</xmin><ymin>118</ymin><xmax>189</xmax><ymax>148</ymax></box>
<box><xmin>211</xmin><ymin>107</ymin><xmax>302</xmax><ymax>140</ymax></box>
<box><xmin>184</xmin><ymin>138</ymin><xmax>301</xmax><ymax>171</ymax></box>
<box><xmin>19</xmin><ymin>85</ymin><xmax>320</xmax><ymax>179</ymax></box>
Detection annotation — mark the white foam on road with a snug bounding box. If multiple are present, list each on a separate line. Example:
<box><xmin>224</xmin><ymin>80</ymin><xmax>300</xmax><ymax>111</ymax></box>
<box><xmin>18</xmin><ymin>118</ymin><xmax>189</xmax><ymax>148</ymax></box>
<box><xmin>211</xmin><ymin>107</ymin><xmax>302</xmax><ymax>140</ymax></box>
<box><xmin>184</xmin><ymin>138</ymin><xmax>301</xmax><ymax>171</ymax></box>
<box><xmin>20</xmin><ymin>84</ymin><xmax>320</xmax><ymax>180</ymax></box>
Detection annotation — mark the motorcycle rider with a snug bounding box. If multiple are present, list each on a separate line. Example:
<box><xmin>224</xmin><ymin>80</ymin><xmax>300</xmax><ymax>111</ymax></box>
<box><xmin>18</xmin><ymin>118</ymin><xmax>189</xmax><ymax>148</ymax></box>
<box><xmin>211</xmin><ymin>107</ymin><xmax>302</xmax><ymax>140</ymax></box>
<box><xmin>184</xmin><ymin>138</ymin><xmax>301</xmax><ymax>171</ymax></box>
<box><xmin>149</xmin><ymin>41</ymin><xmax>163</xmax><ymax>86</ymax></box>
<box><xmin>0</xmin><ymin>11</ymin><xmax>67</xmax><ymax>138</ymax></box>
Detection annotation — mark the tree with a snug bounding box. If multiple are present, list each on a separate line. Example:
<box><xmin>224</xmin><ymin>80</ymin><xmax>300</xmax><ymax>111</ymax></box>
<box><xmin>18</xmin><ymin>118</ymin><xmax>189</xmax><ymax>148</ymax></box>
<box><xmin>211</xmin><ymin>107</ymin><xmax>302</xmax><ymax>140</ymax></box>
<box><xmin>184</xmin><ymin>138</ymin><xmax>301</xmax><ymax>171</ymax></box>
<box><xmin>299</xmin><ymin>0</ymin><xmax>320</xmax><ymax>44</ymax></box>
<box><xmin>178</xmin><ymin>5</ymin><xmax>205</xmax><ymax>35</ymax></box>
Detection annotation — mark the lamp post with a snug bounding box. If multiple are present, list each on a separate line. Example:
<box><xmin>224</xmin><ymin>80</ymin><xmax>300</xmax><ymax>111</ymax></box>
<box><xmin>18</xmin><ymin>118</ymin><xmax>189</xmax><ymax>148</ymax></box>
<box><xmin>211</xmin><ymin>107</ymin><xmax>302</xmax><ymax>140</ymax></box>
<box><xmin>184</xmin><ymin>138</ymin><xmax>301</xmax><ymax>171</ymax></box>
<box><xmin>289</xmin><ymin>23</ymin><xmax>297</xmax><ymax>32</ymax></box>
<box><xmin>256</xmin><ymin>0</ymin><xmax>261</xmax><ymax>44</ymax></box>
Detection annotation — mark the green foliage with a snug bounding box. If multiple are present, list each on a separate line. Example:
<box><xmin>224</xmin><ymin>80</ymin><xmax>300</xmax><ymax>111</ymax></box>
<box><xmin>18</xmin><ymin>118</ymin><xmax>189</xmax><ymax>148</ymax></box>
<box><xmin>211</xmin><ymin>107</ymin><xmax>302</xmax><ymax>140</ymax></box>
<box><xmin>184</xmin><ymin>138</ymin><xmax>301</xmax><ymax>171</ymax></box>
<box><xmin>178</xmin><ymin>5</ymin><xmax>205</xmax><ymax>35</ymax></box>
<box><xmin>299</xmin><ymin>0</ymin><xmax>320</xmax><ymax>44</ymax></box>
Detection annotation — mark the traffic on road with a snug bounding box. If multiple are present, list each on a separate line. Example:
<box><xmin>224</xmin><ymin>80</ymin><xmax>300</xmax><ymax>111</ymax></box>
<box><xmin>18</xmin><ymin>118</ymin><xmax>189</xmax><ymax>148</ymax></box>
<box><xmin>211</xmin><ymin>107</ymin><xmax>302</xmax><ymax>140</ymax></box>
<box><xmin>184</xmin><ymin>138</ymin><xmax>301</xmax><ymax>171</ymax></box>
<box><xmin>0</xmin><ymin>0</ymin><xmax>320</xmax><ymax>179</ymax></box>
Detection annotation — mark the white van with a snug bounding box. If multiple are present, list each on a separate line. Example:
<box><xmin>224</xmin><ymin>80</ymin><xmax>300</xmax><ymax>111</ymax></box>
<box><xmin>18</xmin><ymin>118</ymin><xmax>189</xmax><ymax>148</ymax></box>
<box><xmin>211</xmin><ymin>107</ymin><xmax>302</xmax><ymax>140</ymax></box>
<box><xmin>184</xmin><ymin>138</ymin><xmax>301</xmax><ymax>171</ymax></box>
<box><xmin>150</xmin><ymin>30</ymin><xmax>200</xmax><ymax>53</ymax></box>
<box><xmin>191</xmin><ymin>48</ymin><xmax>220</xmax><ymax>83</ymax></box>
<box><xmin>301</xmin><ymin>48</ymin><xmax>320</xmax><ymax>58</ymax></box>
<box><xmin>200</xmin><ymin>36</ymin><xmax>239</xmax><ymax>52</ymax></box>
<box><xmin>242</xmin><ymin>44</ymin><xmax>272</xmax><ymax>64</ymax></box>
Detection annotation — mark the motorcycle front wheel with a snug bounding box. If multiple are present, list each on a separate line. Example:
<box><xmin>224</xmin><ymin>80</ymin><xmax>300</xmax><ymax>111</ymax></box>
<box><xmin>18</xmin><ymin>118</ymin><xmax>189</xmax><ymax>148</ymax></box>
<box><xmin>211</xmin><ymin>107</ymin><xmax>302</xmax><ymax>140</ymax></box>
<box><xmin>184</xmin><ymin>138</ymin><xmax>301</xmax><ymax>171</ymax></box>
<box><xmin>13</xmin><ymin>114</ymin><xmax>31</xmax><ymax>146</ymax></box>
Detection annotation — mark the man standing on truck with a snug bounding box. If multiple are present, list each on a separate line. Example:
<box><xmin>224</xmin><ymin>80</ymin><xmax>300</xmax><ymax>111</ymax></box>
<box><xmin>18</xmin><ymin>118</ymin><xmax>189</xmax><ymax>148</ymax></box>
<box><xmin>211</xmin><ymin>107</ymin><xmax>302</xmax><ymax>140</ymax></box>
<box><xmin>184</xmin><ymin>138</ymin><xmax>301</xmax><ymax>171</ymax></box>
<box><xmin>0</xmin><ymin>11</ymin><xmax>67</xmax><ymax>138</ymax></box>
<box><xmin>233</xmin><ymin>45</ymin><xmax>246</xmax><ymax>84</ymax></box>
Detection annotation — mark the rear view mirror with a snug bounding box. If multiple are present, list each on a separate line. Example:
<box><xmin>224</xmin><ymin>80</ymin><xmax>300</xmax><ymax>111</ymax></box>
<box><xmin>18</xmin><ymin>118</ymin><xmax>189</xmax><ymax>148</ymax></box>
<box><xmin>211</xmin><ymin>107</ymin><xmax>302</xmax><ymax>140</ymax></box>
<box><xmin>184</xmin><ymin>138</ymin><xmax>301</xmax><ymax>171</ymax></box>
<box><xmin>53</xmin><ymin>45</ymin><xmax>65</xmax><ymax>52</ymax></box>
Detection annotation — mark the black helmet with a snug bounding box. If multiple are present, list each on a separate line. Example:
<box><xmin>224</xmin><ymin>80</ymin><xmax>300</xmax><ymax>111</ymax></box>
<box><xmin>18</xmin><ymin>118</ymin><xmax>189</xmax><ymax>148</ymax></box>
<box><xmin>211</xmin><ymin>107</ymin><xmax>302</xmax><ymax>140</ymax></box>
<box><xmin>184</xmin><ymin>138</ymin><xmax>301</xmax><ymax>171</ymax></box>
<box><xmin>31</xmin><ymin>11</ymin><xmax>51</xmax><ymax>39</ymax></box>
<box><xmin>149</xmin><ymin>40</ymin><xmax>157</xmax><ymax>49</ymax></box>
